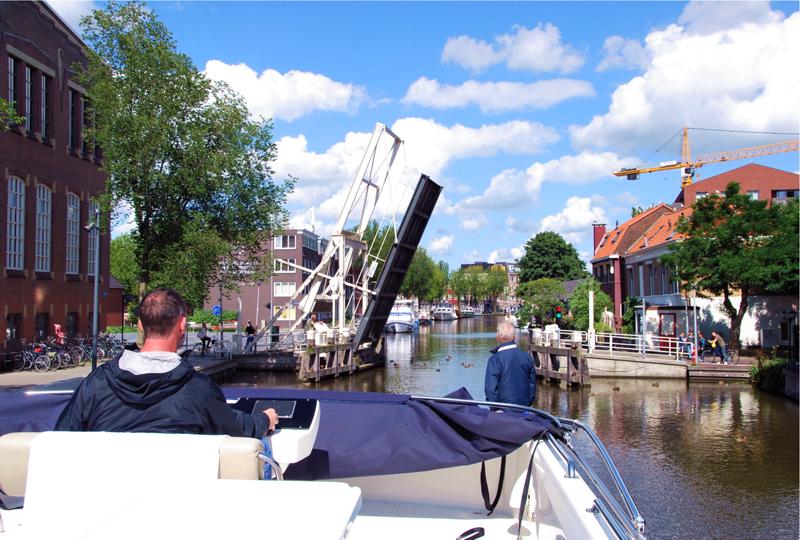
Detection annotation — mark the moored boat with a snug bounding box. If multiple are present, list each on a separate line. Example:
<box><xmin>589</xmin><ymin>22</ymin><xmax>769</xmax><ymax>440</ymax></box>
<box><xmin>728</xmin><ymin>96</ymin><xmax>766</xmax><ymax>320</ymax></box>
<box><xmin>432</xmin><ymin>303</ymin><xmax>457</xmax><ymax>321</ymax></box>
<box><xmin>384</xmin><ymin>300</ymin><xmax>417</xmax><ymax>333</ymax></box>
<box><xmin>460</xmin><ymin>305</ymin><xmax>476</xmax><ymax>318</ymax></box>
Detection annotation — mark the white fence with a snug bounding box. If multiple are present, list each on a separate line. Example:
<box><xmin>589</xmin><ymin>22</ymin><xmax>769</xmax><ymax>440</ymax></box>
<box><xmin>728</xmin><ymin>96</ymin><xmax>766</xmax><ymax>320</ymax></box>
<box><xmin>524</xmin><ymin>327</ymin><xmax>693</xmax><ymax>362</ymax></box>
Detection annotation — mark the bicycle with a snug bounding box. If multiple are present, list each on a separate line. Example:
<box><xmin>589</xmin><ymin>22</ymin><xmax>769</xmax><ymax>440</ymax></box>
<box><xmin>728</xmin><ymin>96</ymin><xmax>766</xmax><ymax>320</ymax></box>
<box><xmin>700</xmin><ymin>347</ymin><xmax>733</xmax><ymax>364</ymax></box>
<box><xmin>192</xmin><ymin>339</ymin><xmax>230</xmax><ymax>355</ymax></box>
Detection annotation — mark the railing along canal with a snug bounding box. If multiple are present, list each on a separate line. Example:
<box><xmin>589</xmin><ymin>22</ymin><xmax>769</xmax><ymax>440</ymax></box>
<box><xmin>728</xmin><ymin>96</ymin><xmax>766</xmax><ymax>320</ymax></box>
<box><xmin>526</xmin><ymin>327</ymin><xmax>693</xmax><ymax>362</ymax></box>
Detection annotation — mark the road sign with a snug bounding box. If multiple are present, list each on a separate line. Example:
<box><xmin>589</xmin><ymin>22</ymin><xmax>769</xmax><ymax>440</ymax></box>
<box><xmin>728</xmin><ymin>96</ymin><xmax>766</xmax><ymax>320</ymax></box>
<box><xmin>212</xmin><ymin>305</ymin><xmax>222</xmax><ymax>317</ymax></box>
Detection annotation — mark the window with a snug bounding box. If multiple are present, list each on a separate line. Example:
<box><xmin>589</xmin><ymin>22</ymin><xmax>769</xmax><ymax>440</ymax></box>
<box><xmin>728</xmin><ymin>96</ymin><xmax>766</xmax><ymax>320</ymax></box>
<box><xmin>274</xmin><ymin>306</ymin><xmax>297</xmax><ymax>321</ymax></box>
<box><xmin>273</xmin><ymin>258</ymin><xmax>295</xmax><ymax>273</ymax></box>
<box><xmin>68</xmin><ymin>90</ymin><xmax>75</xmax><ymax>148</ymax></box>
<box><xmin>81</xmin><ymin>97</ymin><xmax>88</xmax><ymax>154</ymax></box>
<box><xmin>660</xmin><ymin>265</ymin><xmax>667</xmax><ymax>295</ymax></box>
<box><xmin>40</xmin><ymin>74</ymin><xmax>48</xmax><ymax>137</ymax></box>
<box><xmin>670</xmin><ymin>268</ymin><xmax>680</xmax><ymax>294</ymax></box>
<box><xmin>627</xmin><ymin>267</ymin><xmax>634</xmax><ymax>295</ymax></box>
<box><xmin>274</xmin><ymin>234</ymin><xmax>296</xmax><ymax>249</ymax></box>
<box><xmin>747</xmin><ymin>190</ymin><xmax>759</xmax><ymax>200</ymax></box>
<box><xmin>302</xmin><ymin>234</ymin><xmax>317</xmax><ymax>251</ymax></box>
<box><xmin>780</xmin><ymin>321</ymin><xmax>790</xmax><ymax>342</ymax></box>
<box><xmin>7</xmin><ymin>57</ymin><xmax>16</xmax><ymax>106</ymax></box>
<box><xmin>66</xmin><ymin>312</ymin><xmax>79</xmax><ymax>338</ymax></box>
<box><xmin>5</xmin><ymin>313</ymin><xmax>21</xmax><ymax>343</ymax></box>
<box><xmin>648</xmin><ymin>265</ymin><xmax>655</xmax><ymax>296</ymax></box>
<box><xmin>6</xmin><ymin>176</ymin><xmax>25</xmax><ymax>270</ymax></box>
<box><xmin>24</xmin><ymin>66</ymin><xmax>32</xmax><ymax>131</ymax></box>
<box><xmin>66</xmin><ymin>193</ymin><xmax>80</xmax><ymax>274</ymax></box>
<box><xmin>87</xmin><ymin>200</ymin><xmax>99</xmax><ymax>276</ymax></box>
<box><xmin>35</xmin><ymin>313</ymin><xmax>49</xmax><ymax>341</ymax></box>
<box><xmin>273</xmin><ymin>282</ymin><xmax>296</xmax><ymax>297</ymax></box>
<box><xmin>696</xmin><ymin>192</ymin><xmax>708</xmax><ymax>200</ymax></box>
<box><xmin>35</xmin><ymin>184</ymin><xmax>51</xmax><ymax>272</ymax></box>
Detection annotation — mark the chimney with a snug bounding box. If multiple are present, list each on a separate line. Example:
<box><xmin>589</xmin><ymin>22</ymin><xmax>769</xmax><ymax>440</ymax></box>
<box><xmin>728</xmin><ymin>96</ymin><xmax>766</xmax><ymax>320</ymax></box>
<box><xmin>593</xmin><ymin>223</ymin><xmax>606</xmax><ymax>252</ymax></box>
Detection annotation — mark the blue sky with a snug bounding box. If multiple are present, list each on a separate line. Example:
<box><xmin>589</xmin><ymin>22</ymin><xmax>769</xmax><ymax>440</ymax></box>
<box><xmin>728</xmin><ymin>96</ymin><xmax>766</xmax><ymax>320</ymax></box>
<box><xmin>52</xmin><ymin>1</ymin><xmax>800</xmax><ymax>267</ymax></box>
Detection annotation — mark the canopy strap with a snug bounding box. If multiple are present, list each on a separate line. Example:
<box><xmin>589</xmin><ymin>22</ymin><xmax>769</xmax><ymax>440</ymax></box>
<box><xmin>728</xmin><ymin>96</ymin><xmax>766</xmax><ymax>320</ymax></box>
<box><xmin>516</xmin><ymin>437</ymin><xmax>545</xmax><ymax>540</ymax></box>
<box><xmin>479</xmin><ymin>455</ymin><xmax>506</xmax><ymax>515</ymax></box>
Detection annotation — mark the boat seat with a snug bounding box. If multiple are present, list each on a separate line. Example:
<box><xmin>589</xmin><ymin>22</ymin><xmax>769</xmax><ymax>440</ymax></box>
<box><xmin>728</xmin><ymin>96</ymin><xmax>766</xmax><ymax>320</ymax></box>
<box><xmin>0</xmin><ymin>432</ymin><xmax>264</xmax><ymax>498</ymax></box>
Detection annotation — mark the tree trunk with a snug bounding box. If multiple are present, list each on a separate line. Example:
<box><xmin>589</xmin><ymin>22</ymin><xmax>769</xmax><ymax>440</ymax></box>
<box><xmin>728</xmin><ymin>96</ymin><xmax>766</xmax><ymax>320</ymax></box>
<box><xmin>722</xmin><ymin>285</ymin><xmax>749</xmax><ymax>356</ymax></box>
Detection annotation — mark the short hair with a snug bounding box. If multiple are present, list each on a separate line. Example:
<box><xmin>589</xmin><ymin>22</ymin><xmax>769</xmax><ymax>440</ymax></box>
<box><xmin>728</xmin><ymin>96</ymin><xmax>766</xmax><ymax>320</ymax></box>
<box><xmin>138</xmin><ymin>288</ymin><xmax>186</xmax><ymax>339</ymax></box>
<box><xmin>496</xmin><ymin>322</ymin><xmax>516</xmax><ymax>342</ymax></box>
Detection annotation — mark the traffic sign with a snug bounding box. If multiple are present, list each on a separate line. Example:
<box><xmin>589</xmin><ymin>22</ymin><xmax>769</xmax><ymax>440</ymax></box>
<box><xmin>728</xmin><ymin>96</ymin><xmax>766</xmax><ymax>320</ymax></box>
<box><xmin>212</xmin><ymin>305</ymin><xmax>222</xmax><ymax>317</ymax></box>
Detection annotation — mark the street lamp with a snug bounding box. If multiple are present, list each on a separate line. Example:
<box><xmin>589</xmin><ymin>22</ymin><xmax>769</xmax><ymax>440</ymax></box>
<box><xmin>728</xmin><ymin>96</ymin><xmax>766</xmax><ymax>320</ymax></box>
<box><xmin>85</xmin><ymin>206</ymin><xmax>101</xmax><ymax>371</ymax></box>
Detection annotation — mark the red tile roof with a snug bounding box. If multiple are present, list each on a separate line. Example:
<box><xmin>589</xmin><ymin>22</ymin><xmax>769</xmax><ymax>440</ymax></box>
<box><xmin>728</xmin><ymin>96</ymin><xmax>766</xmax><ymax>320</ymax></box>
<box><xmin>626</xmin><ymin>207</ymin><xmax>692</xmax><ymax>254</ymax></box>
<box><xmin>592</xmin><ymin>203</ymin><xmax>673</xmax><ymax>259</ymax></box>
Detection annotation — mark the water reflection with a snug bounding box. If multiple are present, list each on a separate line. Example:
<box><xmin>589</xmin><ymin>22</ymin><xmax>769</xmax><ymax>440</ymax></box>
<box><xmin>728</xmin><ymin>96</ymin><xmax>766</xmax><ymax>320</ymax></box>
<box><xmin>228</xmin><ymin>317</ymin><xmax>799</xmax><ymax>538</ymax></box>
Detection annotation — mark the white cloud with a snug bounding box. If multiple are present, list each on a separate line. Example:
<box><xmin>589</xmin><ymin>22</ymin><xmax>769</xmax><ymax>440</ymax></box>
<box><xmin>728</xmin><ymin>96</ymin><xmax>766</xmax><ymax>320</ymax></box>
<box><xmin>403</xmin><ymin>77</ymin><xmax>595</xmax><ymax>113</ymax></box>
<box><xmin>442</xmin><ymin>23</ymin><xmax>585</xmax><ymax>73</ymax></box>
<box><xmin>47</xmin><ymin>1</ymin><xmax>97</xmax><ymax>34</ymax></box>
<box><xmin>203</xmin><ymin>60</ymin><xmax>366</xmax><ymax>121</ymax></box>
<box><xmin>452</xmin><ymin>151</ymin><xmax>636</xmax><ymax>212</ymax></box>
<box><xmin>429</xmin><ymin>234</ymin><xmax>454</xmax><ymax>254</ymax></box>
<box><xmin>486</xmin><ymin>245</ymin><xmax>525</xmax><ymax>264</ymax></box>
<box><xmin>462</xmin><ymin>249</ymin><xmax>481</xmax><ymax>263</ymax></box>
<box><xmin>279</xmin><ymin>117</ymin><xmax>559</xmax><ymax>224</ymax></box>
<box><xmin>461</xmin><ymin>215</ymin><xmax>487</xmax><ymax>231</ymax></box>
<box><xmin>539</xmin><ymin>196</ymin><xmax>608</xmax><ymax>243</ymax></box>
<box><xmin>678</xmin><ymin>1</ymin><xmax>780</xmax><ymax>35</ymax></box>
<box><xmin>597</xmin><ymin>36</ymin><xmax>650</xmax><ymax>72</ymax></box>
<box><xmin>571</xmin><ymin>8</ymin><xmax>799</xmax><ymax>153</ymax></box>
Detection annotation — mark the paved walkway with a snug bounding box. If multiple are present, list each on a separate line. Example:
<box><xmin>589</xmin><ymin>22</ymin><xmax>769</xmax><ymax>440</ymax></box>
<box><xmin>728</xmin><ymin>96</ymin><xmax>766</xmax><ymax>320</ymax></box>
<box><xmin>0</xmin><ymin>365</ymin><xmax>91</xmax><ymax>388</ymax></box>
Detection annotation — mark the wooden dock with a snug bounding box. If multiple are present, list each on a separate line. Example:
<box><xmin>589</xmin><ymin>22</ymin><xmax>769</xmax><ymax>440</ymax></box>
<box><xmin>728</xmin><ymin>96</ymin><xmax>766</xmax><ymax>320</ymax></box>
<box><xmin>529</xmin><ymin>344</ymin><xmax>589</xmax><ymax>387</ymax></box>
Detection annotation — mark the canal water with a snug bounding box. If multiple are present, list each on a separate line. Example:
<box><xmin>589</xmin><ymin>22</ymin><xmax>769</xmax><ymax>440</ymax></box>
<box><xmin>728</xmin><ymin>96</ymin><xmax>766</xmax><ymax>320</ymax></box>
<box><xmin>229</xmin><ymin>317</ymin><xmax>799</xmax><ymax>539</ymax></box>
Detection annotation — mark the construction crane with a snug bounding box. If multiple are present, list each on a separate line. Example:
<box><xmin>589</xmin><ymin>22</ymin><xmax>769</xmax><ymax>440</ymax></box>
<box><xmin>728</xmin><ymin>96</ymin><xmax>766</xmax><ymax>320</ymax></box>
<box><xmin>614</xmin><ymin>127</ymin><xmax>799</xmax><ymax>188</ymax></box>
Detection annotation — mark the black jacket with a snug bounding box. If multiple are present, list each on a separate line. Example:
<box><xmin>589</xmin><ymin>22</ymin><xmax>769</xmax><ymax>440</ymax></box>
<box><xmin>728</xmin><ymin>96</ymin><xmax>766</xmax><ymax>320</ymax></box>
<box><xmin>55</xmin><ymin>357</ymin><xmax>267</xmax><ymax>437</ymax></box>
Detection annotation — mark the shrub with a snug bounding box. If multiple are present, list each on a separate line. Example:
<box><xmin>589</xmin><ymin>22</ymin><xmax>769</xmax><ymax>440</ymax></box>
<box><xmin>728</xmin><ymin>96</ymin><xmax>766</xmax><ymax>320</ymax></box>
<box><xmin>749</xmin><ymin>349</ymin><xmax>788</xmax><ymax>394</ymax></box>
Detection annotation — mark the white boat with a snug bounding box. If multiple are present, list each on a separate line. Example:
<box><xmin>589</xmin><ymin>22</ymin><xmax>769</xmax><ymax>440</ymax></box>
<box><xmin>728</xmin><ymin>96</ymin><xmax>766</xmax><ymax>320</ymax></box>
<box><xmin>417</xmin><ymin>308</ymin><xmax>431</xmax><ymax>325</ymax></box>
<box><xmin>384</xmin><ymin>300</ymin><xmax>417</xmax><ymax>333</ymax></box>
<box><xmin>0</xmin><ymin>389</ymin><xmax>646</xmax><ymax>539</ymax></box>
<box><xmin>432</xmin><ymin>303</ymin><xmax>457</xmax><ymax>321</ymax></box>
<box><xmin>460</xmin><ymin>305</ymin><xmax>476</xmax><ymax>318</ymax></box>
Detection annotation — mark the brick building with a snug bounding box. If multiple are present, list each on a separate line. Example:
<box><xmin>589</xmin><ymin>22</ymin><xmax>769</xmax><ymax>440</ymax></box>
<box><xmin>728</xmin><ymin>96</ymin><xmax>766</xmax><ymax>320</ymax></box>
<box><xmin>1</xmin><ymin>1</ymin><xmax>113</xmax><ymax>354</ymax></box>
<box><xmin>207</xmin><ymin>229</ymin><xmax>328</xmax><ymax>330</ymax></box>
<box><xmin>591</xmin><ymin>163</ymin><xmax>799</xmax><ymax>347</ymax></box>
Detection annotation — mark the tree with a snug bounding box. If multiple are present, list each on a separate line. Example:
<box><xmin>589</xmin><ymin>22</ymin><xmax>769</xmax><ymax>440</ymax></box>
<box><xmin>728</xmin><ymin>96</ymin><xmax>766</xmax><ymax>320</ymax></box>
<box><xmin>0</xmin><ymin>97</ymin><xmax>22</xmax><ymax>129</ymax></box>
<box><xmin>429</xmin><ymin>261</ymin><xmax>449</xmax><ymax>301</ymax></box>
<box><xmin>517</xmin><ymin>232</ymin><xmax>587</xmax><ymax>283</ymax></box>
<box><xmin>78</xmin><ymin>1</ymin><xmax>291</xmax><ymax>308</ymax></box>
<box><xmin>569</xmin><ymin>279</ymin><xmax>613</xmax><ymax>331</ymax></box>
<box><xmin>517</xmin><ymin>278</ymin><xmax>566</xmax><ymax>325</ymax></box>
<box><xmin>464</xmin><ymin>266</ymin><xmax>485</xmax><ymax>306</ymax></box>
<box><xmin>362</xmin><ymin>220</ymin><xmax>395</xmax><ymax>281</ymax></box>
<box><xmin>621</xmin><ymin>296</ymin><xmax>640</xmax><ymax>334</ymax></box>
<box><xmin>400</xmin><ymin>248</ymin><xmax>436</xmax><ymax>300</ymax></box>
<box><xmin>449</xmin><ymin>268</ymin><xmax>467</xmax><ymax>302</ymax></box>
<box><xmin>631</xmin><ymin>206</ymin><xmax>644</xmax><ymax>217</ymax></box>
<box><xmin>485</xmin><ymin>265</ymin><xmax>508</xmax><ymax>312</ymax></box>
<box><xmin>110</xmin><ymin>233</ymin><xmax>141</xmax><ymax>296</ymax></box>
<box><xmin>662</xmin><ymin>183</ymin><xmax>799</xmax><ymax>354</ymax></box>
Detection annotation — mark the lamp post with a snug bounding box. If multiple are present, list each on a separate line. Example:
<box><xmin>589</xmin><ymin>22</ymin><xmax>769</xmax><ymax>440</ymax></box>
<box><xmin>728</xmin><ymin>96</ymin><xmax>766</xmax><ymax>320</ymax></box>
<box><xmin>86</xmin><ymin>206</ymin><xmax>101</xmax><ymax>371</ymax></box>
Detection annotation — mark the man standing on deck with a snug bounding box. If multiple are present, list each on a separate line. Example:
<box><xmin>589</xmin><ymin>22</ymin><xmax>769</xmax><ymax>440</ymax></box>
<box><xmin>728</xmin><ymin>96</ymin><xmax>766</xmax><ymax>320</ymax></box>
<box><xmin>484</xmin><ymin>322</ymin><xmax>536</xmax><ymax>406</ymax></box>
<box><xmin>56</xmin><ymin>288</ymin><xmax>277</xmax><ymax>437</ymax></box>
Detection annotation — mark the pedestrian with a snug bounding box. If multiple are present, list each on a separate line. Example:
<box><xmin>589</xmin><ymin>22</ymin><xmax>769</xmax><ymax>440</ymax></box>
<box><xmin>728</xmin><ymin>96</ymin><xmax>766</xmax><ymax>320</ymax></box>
<box><xmin>678</xmin><ymin>331</ymin><xmax>688</xmax><ymax>358</ymax></box>
<box><xmin>484</xmin><ymin>321</ymin><xmax>536</xmax><ymax>406</ymax></box>
<box><xmin>197</xmin><ymin>322</ymin><xmax>211</xmax><ymax>354</ymax></box>
<box><xmin>687</xmin><ymin>331</ymin><xmax>695</xmax><ymax>359</ymax></box>
<box><xmin>697</xmin><ymin>331</ymin><xmax>707</xmax><ymax>361</ymax></box>
<box><xmin>245</xmin><ymin>320</ymin><xmax>256</xmax><ymax>350</ymax></box>
<box><xmin>710</xmin><ymin>331</ymin><xmax>728</xmax><ymax>364</ymax></box>
<box><xmin>305</xmin><ymin>313</ymin><xmax>318</xmax><ymax>332</ymax></box>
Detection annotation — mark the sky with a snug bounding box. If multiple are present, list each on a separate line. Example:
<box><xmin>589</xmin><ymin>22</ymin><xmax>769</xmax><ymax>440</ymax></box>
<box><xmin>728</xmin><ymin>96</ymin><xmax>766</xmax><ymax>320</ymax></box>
<box><xmin>49</xmin><ymin>1</ymin><xmax>800</xmax><ymax>268</ymax></box>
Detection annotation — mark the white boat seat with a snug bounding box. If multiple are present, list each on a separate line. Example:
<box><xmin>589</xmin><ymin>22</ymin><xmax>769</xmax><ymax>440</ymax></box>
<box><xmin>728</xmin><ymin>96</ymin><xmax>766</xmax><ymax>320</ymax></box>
<box><xmin>0</xmin><ymin>432</ymin><xmax>263</xmax><ymax>498</ymax></box>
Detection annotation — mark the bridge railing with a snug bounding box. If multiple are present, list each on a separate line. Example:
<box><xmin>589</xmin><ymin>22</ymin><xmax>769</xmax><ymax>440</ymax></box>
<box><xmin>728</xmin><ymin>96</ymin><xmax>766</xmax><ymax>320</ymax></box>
<box><xmin>526</xmin><ymin>327</ymin><xmax>692</xmax><ymax>362</ymax></box>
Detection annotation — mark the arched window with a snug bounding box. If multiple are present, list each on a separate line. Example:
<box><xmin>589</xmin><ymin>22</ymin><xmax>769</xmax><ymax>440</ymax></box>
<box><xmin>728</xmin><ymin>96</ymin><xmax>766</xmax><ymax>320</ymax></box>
<box><xmin>66</xmin><ymin>193</ymin><xmax>80</xmax><ymax>275</ymax></box>
<box><xmin>35</xmin><ymin>184</ymin><xmax>52</xmax><ymax>272</ymax></box>
<box><xmin>6</xmin><ymin>176</ymin><xmax>25</xmax><ymax>270</ymax></box>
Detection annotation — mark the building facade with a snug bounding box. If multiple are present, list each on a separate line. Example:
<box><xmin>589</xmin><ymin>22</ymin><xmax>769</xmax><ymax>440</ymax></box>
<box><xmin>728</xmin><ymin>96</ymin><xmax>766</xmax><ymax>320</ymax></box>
<box><xmin>207</xmin><ymin>229</ymin><xmax>328</xmax><ymax>331</ymax></box>
<box><xmin>1</xmin><ymin>1</ymin><xmax>113</xmax><ymax>354</ymax></box>
<box><xmin>592</xmin><ymin>163</ymin><xmax>799</xmax><ymax>348</ymax></box>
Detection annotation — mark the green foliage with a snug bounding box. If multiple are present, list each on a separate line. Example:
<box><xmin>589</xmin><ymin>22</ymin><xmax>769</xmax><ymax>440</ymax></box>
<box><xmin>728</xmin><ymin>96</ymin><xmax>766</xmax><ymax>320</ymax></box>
<box><xmin>362</xmin><ymin>220</ymin><xmax>395</xmax><ymax>281</ymax></box>
<box><xmin>569</xmin><ymin>279</ymin><xmax>613</xmax><ymax>331</ymax></box>
<box><xmin>518</xmin><ymin>232</ymin><xmax>588</xmax><ymax>283</ymax></box>
<box><xmin>621</xmin><ymin>296</ymin><xmax>639</xmax><ymax>334</ymax></box>
<box><xmin>429</xmin><ymin>261</ymin><xmax>449</xmax><ymax>301</ymax></box>
<box><xmin>516</xmin><ymin>278</ymin><xmax>566</xmax><ymax>325</ymax></box>
<box><xmin>0</xmin><ymin>97</ymin><xmax>22</xmax><ymax>129</ymax></box>
<box><xmin>78</xmin><ymin>1</ymin><xmax>291</xmax><ymax>308</ymax></box>
<box><xmin>110</xmin><ymin>234</ymin><xmax>140</xmax><ymax>296</ymax></box>
<box><xmin>484</xmin><ymin>265</ymin><xmax>508</xmax><ymax>311</ymax></box>
<box><xmin>189</xmin><ymin>309</ymin><xmax>239</xmax><ymax>324</ymax></box>
<box><xmin>401</xmin><ymin>248</ymin><xmax>436</xmax><ymax>300</ymax></box>
<box><xmin>662</xmin><ymin>183</ymin><xmax>798</xmax><ymax>352</ymax></box>
<box><xmin>749</xmin><ymin>351</ymin><xmax>788</xmax><ymax>394</ymax></box>
<box><xmin>449</xmin><ymin>268</ymin><xmax>468</xmax><ymax>300</ymax></box>
<box><xmin>631</xmin><ymin>206</ymin><xmax>644</xmax><ymax>217</ymax></box>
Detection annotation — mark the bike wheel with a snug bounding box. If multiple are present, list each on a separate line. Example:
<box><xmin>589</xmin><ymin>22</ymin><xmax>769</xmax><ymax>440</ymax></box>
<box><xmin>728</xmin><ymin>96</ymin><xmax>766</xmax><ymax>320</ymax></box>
<box><xmin>34</xmin><ymin>355</ymin><xmax>51</xmax><ymax>372</ymax></box>
<box><xmin>48</xmin><ymin>353</ymin><xmax>60</xmax><ymax>370</ymax></box>
<box><xmin>56</xmin><ymin>352</ymin><xmax>72</xmax><ymax>369</ymax></box>
<box><xmin>69</xmin><ymin>347</ymin><xmax>82</xmax><ymax>367</ymax></box>
<box><xmin>13</xmin><ymin>354</ymin><xmax>25</xmax><ymax>371</ymax></box>
<box><xmin>192</xmin><ymin>343</ymin><xmax>204</xmax><ymax>354</ymax></box>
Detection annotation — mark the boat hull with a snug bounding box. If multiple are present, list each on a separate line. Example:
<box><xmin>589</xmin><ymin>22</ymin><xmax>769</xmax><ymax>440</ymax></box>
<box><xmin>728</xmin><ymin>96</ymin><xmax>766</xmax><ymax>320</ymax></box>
<box><xmin>384</xmin><ymin>322</ymin><xmax>415</xmax><ymax>333</ymax></box>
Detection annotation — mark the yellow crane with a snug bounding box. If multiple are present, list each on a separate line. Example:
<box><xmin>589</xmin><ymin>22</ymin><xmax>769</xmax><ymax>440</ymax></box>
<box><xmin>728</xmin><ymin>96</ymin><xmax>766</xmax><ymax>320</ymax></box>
<box><xmin>613</xmin><ymin>127</ymin><xmax>799</xmax><ymax>188</ymax></box>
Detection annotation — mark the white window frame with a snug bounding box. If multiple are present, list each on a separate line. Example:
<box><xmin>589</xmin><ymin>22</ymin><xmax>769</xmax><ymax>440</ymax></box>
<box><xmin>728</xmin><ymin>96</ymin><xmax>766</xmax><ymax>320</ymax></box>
<box><xmin>273</xmin><ymin>281</ymin><xmax>297</xmax><ymax>298</ymax></box>
<box><xmin>7</xmin><ymin>57</ymin><xmax>15</xmax><ymax>104</ymax></box>
<box><xmin>68</xmin><ymin>90</ymin><xmax>74</xmax><ymax>148</ymax></box>
<box><xmin>35</xmin><ymin>184</ymin><xmax>51</xmax><ymax>272</ymax></box>
<box><xmin>23</xmin><ymin>65</ymin><xmax>31</xmax><ymax>131</ymax></box>
<box><xmin>274</xmin><ymin>234</ymin><xmax>296</xmax><ymax>249</ymax></box>
<box><xmin>273</xmin><ymin>258</ymin><xmax>295</xmax><ymax>273</ymax></box>
<box><xmin>6</xmin><ymin>176</ymin><xmax>25</xmax><ymax>270</ymax></box>
<box><xmin>66</xmin><ymin>193</ymin><xmax>80</xmax><ymax>274</ymax></box>
<box><xmin>87</xmin><ymin>200</ymin><xmax>99</xmax><ymax>276</ymax></box>
<box><xmin>40</xmin><ymin>74</ymin><xmax>47</xmax><ymax>136</ymax></box>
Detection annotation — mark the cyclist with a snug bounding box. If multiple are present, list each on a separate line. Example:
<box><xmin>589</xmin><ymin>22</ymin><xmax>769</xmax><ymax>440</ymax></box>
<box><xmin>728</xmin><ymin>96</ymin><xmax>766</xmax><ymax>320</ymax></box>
<box><xmin>197</xmin><ymin>322</ymin><xmax>212</xmax><ymax>354</ymax></box>
<box><xmin>709</xmin><ymin>331</ymin><xmax>729</xmax><ymax>364</ymax></box>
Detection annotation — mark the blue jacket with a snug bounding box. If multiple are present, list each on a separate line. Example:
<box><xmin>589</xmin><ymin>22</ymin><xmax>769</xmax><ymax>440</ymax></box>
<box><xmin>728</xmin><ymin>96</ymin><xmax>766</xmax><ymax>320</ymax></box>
<box><xmin>484</xmin><ymin>340</ymin><xmax>536</xmax><ymax>406</ymax></box>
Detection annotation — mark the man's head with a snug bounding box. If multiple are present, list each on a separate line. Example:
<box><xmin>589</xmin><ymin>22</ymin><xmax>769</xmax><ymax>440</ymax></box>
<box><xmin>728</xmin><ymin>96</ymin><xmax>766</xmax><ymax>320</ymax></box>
<box><xmin>680</xmin><ymin>331</ymin><xmax>686</xmax><ymax>337</ymax></box>
<box><xmin>247</xmin><ymin>320</ymin><xmax>252</xmax><ymax>326</ymax></box>
<box><xmin>711</xmin><ymin>331</ymin><xmax>718</xmax><ymax>338</ymax></box>
<box><xmin>496</xmin><ymin>322</ymin><xmax>515</xmax><ymax>343</ymax></box>
<box><xmin>137</xmin><ymin>288</ymin><xmax>187</xmax><ymax>347</ymax></box>
<box><xmin>310</xmin><ymin>313</ymin><xmax>317</xmax><ymax>322</ymax></box>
